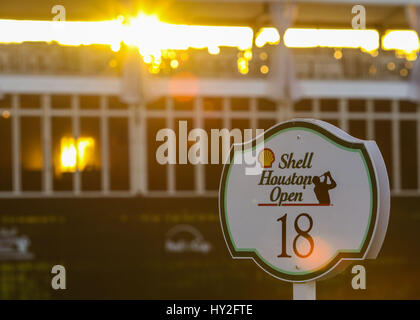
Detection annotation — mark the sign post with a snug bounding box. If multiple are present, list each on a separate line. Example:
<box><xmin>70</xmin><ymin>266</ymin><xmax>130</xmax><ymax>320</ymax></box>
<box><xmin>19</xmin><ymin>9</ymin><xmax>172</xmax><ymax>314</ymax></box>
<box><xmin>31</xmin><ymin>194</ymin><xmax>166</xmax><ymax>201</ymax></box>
<box><xmin>293</xmin><ymin>282</ymin><xmax>316</xmax><ymax>300</ymax></box>
<box><xmin>219</xmin><ymin>119</ymin><xmax>390</xmax><ymax>299</ymax></box>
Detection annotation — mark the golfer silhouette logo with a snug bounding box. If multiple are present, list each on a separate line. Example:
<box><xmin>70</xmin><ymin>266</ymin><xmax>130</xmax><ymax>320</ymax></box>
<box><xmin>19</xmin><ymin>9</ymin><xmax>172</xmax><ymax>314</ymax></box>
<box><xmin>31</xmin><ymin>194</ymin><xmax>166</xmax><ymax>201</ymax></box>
<box><xmin>312</xmin><ymin>171</ymin><xmax>336</xmax><ymax>205</ymax></box>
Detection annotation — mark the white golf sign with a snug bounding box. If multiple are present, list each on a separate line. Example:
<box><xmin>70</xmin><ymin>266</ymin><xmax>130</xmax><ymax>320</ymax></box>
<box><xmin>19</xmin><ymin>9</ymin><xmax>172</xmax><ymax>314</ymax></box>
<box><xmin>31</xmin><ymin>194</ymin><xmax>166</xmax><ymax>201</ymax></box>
<box><xmin>219</xmin><ymin>119</ymin><xmax>390</xmax><ymax>284</ymax></box>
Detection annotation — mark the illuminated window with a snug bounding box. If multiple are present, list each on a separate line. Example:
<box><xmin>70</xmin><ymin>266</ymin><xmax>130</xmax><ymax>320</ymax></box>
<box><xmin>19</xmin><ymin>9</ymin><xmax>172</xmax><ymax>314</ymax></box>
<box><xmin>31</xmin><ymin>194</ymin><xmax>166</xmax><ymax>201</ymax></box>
<box><xmin>58</xmin><ymin>137</ymin><xmax>96</xmax><ymax>174</ymax></box>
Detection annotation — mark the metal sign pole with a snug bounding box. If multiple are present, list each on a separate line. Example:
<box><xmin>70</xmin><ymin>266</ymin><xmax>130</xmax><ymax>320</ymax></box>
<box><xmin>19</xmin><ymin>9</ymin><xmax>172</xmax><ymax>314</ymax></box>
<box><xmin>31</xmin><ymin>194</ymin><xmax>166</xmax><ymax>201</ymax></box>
<box><xmin>293</xmin><ymin>281</ymin><xmax>316</xmax><ymax>300</ymax></box>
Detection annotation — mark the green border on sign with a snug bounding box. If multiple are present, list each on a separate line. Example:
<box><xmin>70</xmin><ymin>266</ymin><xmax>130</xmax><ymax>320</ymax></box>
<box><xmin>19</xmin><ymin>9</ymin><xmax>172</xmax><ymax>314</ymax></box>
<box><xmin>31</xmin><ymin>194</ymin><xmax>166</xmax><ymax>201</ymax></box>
<box><xmin>219</xmin><ymin>120</ymin><xmax>378</xmax><ymax>281</ymax></box>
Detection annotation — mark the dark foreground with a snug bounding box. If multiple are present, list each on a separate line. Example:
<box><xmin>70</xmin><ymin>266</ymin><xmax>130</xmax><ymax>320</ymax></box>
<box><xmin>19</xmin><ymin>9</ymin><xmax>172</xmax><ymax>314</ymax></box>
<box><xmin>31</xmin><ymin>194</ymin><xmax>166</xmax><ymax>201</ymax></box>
<box><xmin>0</xmin><ymin>197</ymin><xmax>418</xmax><ymax>299</ymax></box>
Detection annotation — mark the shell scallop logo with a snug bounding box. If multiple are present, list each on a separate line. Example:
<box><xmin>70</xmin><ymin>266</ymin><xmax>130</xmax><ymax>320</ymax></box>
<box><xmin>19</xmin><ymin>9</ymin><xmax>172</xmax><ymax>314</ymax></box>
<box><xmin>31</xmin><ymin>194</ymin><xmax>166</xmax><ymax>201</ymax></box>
<box><xmin>258</xmin><ymin>148</ymin><xmax>275</xmax><ymax>168</ymax></box>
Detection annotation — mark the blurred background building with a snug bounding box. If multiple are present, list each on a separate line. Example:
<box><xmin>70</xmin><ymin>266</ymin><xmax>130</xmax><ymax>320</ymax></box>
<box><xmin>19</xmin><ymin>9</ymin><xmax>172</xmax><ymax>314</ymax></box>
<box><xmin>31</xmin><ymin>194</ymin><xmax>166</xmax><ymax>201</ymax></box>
<box><xmin>0</xmin><ymin>0</ymin><xmax>419</xmax><ymax>299</ymax></box>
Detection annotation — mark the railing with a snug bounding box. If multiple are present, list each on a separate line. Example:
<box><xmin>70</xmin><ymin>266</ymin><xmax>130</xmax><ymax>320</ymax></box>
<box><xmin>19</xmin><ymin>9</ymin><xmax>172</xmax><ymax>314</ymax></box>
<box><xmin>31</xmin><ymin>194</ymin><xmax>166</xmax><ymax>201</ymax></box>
<box><xmin>142</xmin><ymin>96</ymin><xmax>419</xmax><ymax>197</ymax></box>
<box><xmin>0</xmin><ymin>88</ymin><xmax>418</xmax><ymax>197</ymax></box>
<box><xmin>0</xmin><ymin>92</ymin><xmax>134</xmax><ymax>197</ymax></box>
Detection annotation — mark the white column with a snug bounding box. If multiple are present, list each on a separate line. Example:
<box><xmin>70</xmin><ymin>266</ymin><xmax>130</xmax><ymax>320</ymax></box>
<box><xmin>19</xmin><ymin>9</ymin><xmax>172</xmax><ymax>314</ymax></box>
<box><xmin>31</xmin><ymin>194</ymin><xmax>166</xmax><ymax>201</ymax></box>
<box><xmin>250</xmin><ymin>97</ymin><xmax>258</xmax><ymax>131</ymax></box>
<box><xmin>100</xmin><ymin>95</ymin><xmax>110</xmax><ymax>194</ymax></box>
<box><xmin>285</xmin><ymin>99</ymin><xmax>294</xmax><ymax>121</ymax></box>
<box><xmin>313</xmin><ymin>99</ymin><xmax>320</xmax><ymax>119</ymax></box>
<box><xmin>417</xmin><ymin>103</ymin><xmax>420</xmax><ymax>194</ymax></box>
<box><xmin>276</xmin><ymin>101</ymin><xmax>284</xmax><ymax>123</ymax></box>
<box><xmin>72</xmin><ymin>95</ymin><xmax>81</xmax><ymax>195</ymax></box>
<box><xmin>166</xmin><ymin>97</ymin><xmax>176</xmax><ymax>194</ymax></box>
<box><xmin>42</xmin><ymin>94</ymin><xmax>52</xmax><ymax>195</ymax></box>
<box><xmin>222</xmin><ymin>97</ymin><xmax>231</xmax><ymax>130</ymax></box>
<box><xmin>366</xmin><ymin>100</ymin><xmax>375</xmax><ymax>140</ymax></box>
<box><xmin>268</xmin><ymin>2</ymin><xmax>299</xmax><ymax>102</ymax></box>
<box><xmin>392</xmin><ymin>100</ymin><xmax>401</xmax><ymax>193</ymax></box>
<box><xmin>339</xmin><ymin>98</ymin><xmax>349</xmax><ymax>132</ymax></box>
<box><xmin>129</xmin><ymin>103</ymin><xmax>137</xmax><ymax>195</ymax></box>
<box><xmin>139</xmin><ymin>103</ymin><xmax>148</xmax><ymax>194</ymax></box>
<box><xmin>195</xmin><ymin>97</ymin><xmax>205</xmax><ymax>195</ymax></box>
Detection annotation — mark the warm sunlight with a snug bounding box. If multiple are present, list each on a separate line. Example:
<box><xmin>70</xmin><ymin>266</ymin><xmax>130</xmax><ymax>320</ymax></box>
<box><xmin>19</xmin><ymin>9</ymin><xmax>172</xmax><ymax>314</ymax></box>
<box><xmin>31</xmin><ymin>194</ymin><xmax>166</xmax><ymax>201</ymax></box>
<box><xmin>59</xmin><ymin>137</ymin><xmax>95</xmax><ymax>173</ymax></box>
<box><xmin>0</xmin><ymin>13</ymin><xmax>418</xmax><ymax>72</ymax></box>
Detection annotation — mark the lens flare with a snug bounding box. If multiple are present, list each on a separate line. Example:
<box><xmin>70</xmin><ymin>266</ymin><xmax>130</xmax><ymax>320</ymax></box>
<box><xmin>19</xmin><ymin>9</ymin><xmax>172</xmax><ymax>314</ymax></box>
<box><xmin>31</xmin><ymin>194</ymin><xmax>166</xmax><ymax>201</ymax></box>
<box><xmin>59</xmin><ymin>137</ymin><xmax>95</xmax><ymax>174</ymax></box>
<box><xmin>298</xmin><ymin>236</ymin><xmax>333</xmax><ymax>271</ymax></box>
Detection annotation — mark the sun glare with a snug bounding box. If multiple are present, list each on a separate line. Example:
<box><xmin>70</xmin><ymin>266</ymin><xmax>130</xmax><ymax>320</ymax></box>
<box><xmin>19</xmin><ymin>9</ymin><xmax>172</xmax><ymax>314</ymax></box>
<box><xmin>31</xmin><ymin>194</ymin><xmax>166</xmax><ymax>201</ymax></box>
<box><xmin>255</xmin><ymin>27</ymin><xmax>281</xmax><ymax>48</ymax></box>
<box><xmin>382</xmin><ymin>30</ymin><xmax>420</xmax><ymax>61</ymax></box>
<box><xmin>0</xmin><ymin>14</ymin><xmax>418</xmax><ymax>73</ymax></box>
